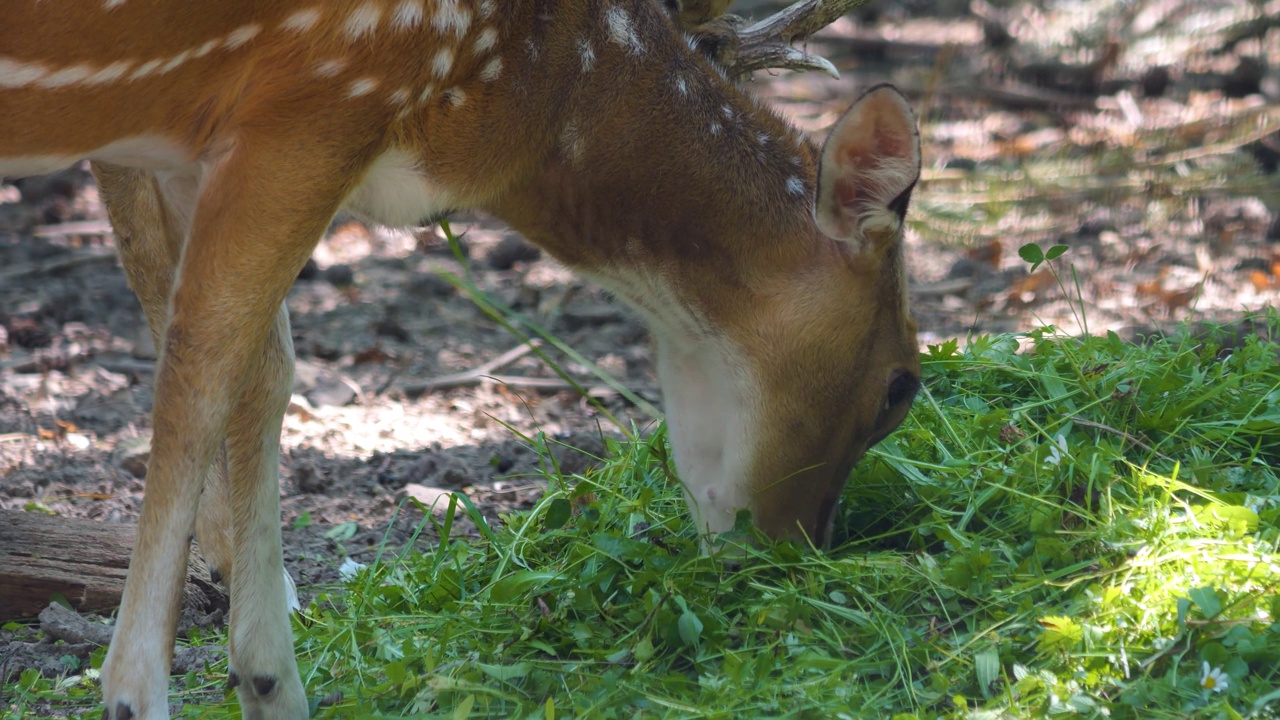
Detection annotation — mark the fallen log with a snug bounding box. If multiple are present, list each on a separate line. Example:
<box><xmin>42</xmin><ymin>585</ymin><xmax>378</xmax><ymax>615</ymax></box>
<box><xmin>0</xmin><ymin>510</ymin><xmax>223</xmax><ymax>621</ymax></box>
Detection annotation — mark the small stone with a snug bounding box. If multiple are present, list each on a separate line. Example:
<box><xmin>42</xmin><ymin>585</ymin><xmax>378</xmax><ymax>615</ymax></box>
<box><xmin>402</xmin><ymin>484</ymin><xmax>458</xmax><ymax>515</ymax></box>
<box><xmin>374</xmin><ymin>315</ymin><xmax>410</xmax><ymax>341</ymax></box>
<box><xmin>560</xmin><ymin>302</ymin><xmax>625</xmax><ymax>330</ymax></box>
<box><xmin>1140</xmin><ymin>66</ymin><xmax>1170</xmax><ymax>98</ymax></box>
<box><xmin>305</xmin><ymin>378</ymin><xmax>357</xmax><ymax>408</ymax></box>
<box><xmin>406</xmin><ymin>272</ymin><xmax>455</xmax><ymax>298</ymax></box>
<box><xmin>65</xmin><ymin>433</ymin><xmax>91</xmax><ymax>450</ymax></box>
<box><xmin>293</xmin><ymin>462</ymin><xmax>331</xmax><ymax>494</ymax></box>
<box><xmin>297</xmin><ymin>258</ymin><xmax>320</xmax><ymax>281</ymax></box>
<box><xmin>324</xmin><ymin>264</ymin><xmax>355</xmax><ymax>287</ymax></box>
<box><xmin>487</xmin><ymin>234</ymin><xmax>541</xmax><ymax>270</ymax></box>
<box><xmin>948</xmin><ymin>257</ymin><xmax>980</xmax><ymax>279</ymax></box>
<box><xmin>115</xmin><ymin>435</ymin><xmax>152</xmax><ymax>478</ymax></box>
<box><xmin>1224</xmin><ymin>56</ymin><xmax>1265</xmax><ymax>98</ymax></box>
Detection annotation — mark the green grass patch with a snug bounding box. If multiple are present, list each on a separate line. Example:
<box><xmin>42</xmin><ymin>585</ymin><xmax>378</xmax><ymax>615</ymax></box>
<box><xmin>8</xmin><ymin>316</ymin><xmax>1280</xmax><ymax>719</ymax></box>
<box><xmin>296</xmin><ymin>317</ymin><xmax>1280</xmax><ymax>719</ymax></box>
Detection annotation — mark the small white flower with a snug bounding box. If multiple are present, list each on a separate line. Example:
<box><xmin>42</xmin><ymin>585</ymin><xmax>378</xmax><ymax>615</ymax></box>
<box><xmin>1044</xmin><ymin>433</ymin><xmax>1069</xmax><ymax>467</ymax></box>
<box><xmin>1201</xmin><ymin>662</ymin><xmax>1229</xmax><ymax>693</ymax></box>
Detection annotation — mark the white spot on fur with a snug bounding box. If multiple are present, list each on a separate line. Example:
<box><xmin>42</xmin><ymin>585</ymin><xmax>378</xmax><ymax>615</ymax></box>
<box><xmin>314</xmin><ymin>58</ymin><xmax>348</xmax><ymax>77</ymax></box>
<box><xmin>526</xmin><ymin>38</ymin><xmax>540</xmax><ymax>61</ymax></box>
<box><xmin>432</xmin><ymin>0</ymin><xmax>471</xmax><ymax>38</ymax></box>
<box><xmin>756</xmin><ymin>132</ymin><xmax>770</xmax><ymax>145</ymax></box>
<box><xmin>480</xmin><ymin>57</ymin><xmax>502</xmax><ymax>82</ymax></box>
<box><xmin>391</xmin><ymin>0</ymin><xmax>425</xmax><ymax>30</ymax></box>
<box><xmin>709</xmin><ymin>122</ymin><xmax>722</xmax><ymax>136</ymax></box>
<box><xmin>445</xmin><ymin>88</ymin><xmax>466</xmax><ymax>107</ymax></box>
<box><xmin>38</xmin><ymin>64</ymin><xmax>92</xmax><ymax>88</ymax></box>
<box><xmin>225</xmin><ymin>24</ymin><xmax>262</xmax><ymax>49</ymax></box>
<box><xmin>475</xmin><ymin>27</ymin><xmax>499</xmax><ymax>53</ymax></box>
<box><xmin>684</xmin><ymin>34</ymin><xmax>699</xmax><ymax>51</ymax></box>
<box><xmin>418</xmin><ymin>84</ymin><xmax>435</xmax><ymax>102</ymax></box>
<box><xmin>674</xmin><ymin>76</ymin><xmax>688</xmax><ymax>96</ymax></box>
<box><xmin>432</xmin><ymin>48</ymin><xmax>453</xmax><ymax>77</ymax></box>
<box><xmin>721</xmin><ymin>105</ymin><xmax>734</xmax><ymax>120</ymax></box>
<box><xmin>389</xmin><ymin>87</ymin><xmax>411</xmax><ymax>104</ymax></box>
<box><xmin>160</xmin><ymin>50</ymin><xmax>193</xmax><ymax>74</ymax></box>
<box><xmin>791</xmin><ymin>155</ymin><xmax>802</xmax><ymax>166</ymax></box>
<box><xmin>344</xmin><ymin>3</ymin><xmax>383</xmax><ymax>39</ymax></box>
<box><xmin>0</xmin><ymin>58</ymin><xmax>49</xmax><ymax>88</ymax></box>
<box><xmin>194</xmin><ymin>38</ymin><xmax>221</xmax><ymax>58</ymax></box>
<box><xmin>103</xmin><ymin>0</ymin><xmax>126</xmax><ymax>8</ymax></box>
<box><xmin>579</xmin><ymin>39</ymin><xmax>595</xmax><ymax>71</ymax></box>
<box><xmin>604</xmin><ymin>6</ymin><xmax>645</xmax><ymax>54</ymax></box>
<box><xmin>129</xmin><ymin>59</ymin><xmax>163</xmax><ymax>80</ymax></box>
<box><xmin>282</xmin><ymin>7</ymin><xmax>322</xmax><ymax>32</ymax></box>
<box><xmin>347</xmin><ymin>77</ymin><xmax>379</xmax><ymax>97</ymax></box>
<box><xmin>86</xmin><ymin>61</ymin><xmax>133</xmax><ymax>84</ymax></box>
<box><xmin>479</xmin><ymin>0</ymin><xmax>494</xmax><ymax>18</ymax></box>
<box><xmin>786</xmin><ymin>176</ymin><xmax>805</xmax><ymax>195</ymax></box>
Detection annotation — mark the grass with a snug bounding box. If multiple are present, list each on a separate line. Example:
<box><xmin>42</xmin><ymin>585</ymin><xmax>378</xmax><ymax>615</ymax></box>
<box><xmin>7</xmin><ymin>258</ymin><xmax>1279</xmax><ymax>718</ymax></box>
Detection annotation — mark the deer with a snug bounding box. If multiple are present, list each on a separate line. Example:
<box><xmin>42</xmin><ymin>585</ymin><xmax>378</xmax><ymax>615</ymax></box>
<box><xmin>0</xmin><ymin>0</ymin><xmax>921</xmax><ymax>716</ymax></box>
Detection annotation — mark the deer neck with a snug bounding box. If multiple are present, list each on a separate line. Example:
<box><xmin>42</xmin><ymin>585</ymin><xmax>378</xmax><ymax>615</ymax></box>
<box><xmin>480</xmin><ymin>0</ymin><xmax>818</xmax><ymax>339</ymax></box>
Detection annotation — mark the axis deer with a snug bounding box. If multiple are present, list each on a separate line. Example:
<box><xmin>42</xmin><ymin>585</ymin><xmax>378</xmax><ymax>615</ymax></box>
<box><xmin>0</xmin><ymin>0</ymin><xmax>921</xmax><ymax>716</ymax></box>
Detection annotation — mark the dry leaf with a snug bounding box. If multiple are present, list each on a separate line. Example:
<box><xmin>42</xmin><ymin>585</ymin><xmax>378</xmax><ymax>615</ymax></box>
<box><xmin>1136</xmin><ymin>277</ymin><xmax>1164</xmax><ymax>298</ymax></box>
<box><xmin>1160</xmin><ymin>284</ymin><xmax>1201</xmax><ymax>311</ymax></box>
<box><xmin>1007</xmin><ymin>270</ymin><xmax>1056</xmax><ymax>307</ymax></box>
<box><xmin>967</xmin><ymin>239</ymin><xmax>1003</xmax><ymax>268</ymax></box>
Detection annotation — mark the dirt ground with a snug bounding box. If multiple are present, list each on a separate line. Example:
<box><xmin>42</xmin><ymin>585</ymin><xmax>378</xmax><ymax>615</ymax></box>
<box><xmin>2</xmin><ymin>0</ymin><xmax>1278</xmax><ymax>685</ymax></box>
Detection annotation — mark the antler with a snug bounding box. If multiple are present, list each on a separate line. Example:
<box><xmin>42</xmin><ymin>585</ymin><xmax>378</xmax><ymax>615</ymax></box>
<box><xmin>686</xmin><ymin>0</ymin><xmax>874</xmax><ymax>80</ymax></box>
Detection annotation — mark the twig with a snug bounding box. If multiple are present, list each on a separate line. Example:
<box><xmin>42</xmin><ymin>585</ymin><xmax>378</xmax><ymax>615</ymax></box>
<box><xmin>911</xmin><ymin>277</ymin><xmax>974</xmax><ymax>298</ymax></box>
<box><xmin>410</xmin><ymin>372</ymin><xmax>656</xmax><ymax>401</ymax></box>
<box><xmin>0</xmin><ymin>248</ymin><xmax>116</xmax><ymax>283</ymax></box>
<box><xmin>31</xmin><ymin>220</ymin><xmax>114</xmax><ymax>238</ymax></box>
<box><xmin>935</xmin><ymin>83</ymin><xmax>1097</xmax><ymax>110</ymax></box>
<box><xmin>1069</xmin><ymin>416</ymin><xmax>1174</xmax><ymax>463</ymax></box>
<box><xmin>400</xmin><ymin>340</ymin><xmax>541</xmax><ymax>395</ymax></box>
<box><xmin>97</xmin><ymin>358</ymin><xmax>157</xmax><ymax>375</ymax></box>
<box><xmin>1</xmin><ymin>351</ymin><xmax>154</xmax><ymax>374</ymax></box>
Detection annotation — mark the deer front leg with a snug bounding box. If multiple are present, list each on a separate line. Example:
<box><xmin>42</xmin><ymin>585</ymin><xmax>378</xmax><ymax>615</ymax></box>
<box><xmin>99</xmin><ymin>135</ymin><xmax>360</xmax><ymax>720</ymax></box>
<box><xmin>92</xmin><ymin>163</ymin><xmax>240</xmax><ymax>591</ymax></box>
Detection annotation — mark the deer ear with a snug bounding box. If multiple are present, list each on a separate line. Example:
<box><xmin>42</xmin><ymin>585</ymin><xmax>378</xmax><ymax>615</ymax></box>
<box><xmin>814</xmin><ymin>85</ymin><xmax>921</xmax><ymax>245</ymax></box>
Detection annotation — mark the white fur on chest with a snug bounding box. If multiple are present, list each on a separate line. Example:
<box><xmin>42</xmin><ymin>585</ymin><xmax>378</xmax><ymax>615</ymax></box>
<box><xmin>343</xmin><ymin>148</ymin><xmax>455</xmax><ymax>227</ymax></box>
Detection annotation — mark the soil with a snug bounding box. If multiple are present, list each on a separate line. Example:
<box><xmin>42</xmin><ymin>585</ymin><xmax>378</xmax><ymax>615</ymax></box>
<box><xmin>2</xmin><ymin>0</ymin><xmax>1278</xmax><ymax>688</ymax></box>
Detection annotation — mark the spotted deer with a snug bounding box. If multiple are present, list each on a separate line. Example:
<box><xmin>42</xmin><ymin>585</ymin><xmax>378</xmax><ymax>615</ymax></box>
<box><xmin>0</xmin><ymin>0</ymin><xmax>921</xmax><ymax>715</ymax></box>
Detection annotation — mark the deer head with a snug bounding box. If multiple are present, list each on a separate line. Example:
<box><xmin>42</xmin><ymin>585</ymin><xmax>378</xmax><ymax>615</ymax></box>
<box><xmin>646</xmin><ymin>86</ymin><xmax>921</xmax><ymax>544</ymax></box>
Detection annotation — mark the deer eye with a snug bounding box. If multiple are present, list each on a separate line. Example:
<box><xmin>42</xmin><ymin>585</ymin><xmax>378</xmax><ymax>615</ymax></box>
<box><xmin>885</xmin><ymin>369</ymin><xmax>920</xmax><ymax>411</ymax></box>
